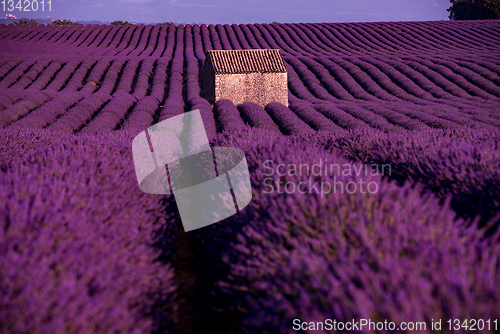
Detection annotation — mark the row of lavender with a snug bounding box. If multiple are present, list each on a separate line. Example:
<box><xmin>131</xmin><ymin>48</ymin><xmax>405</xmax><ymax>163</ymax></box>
<box><xmin>2</xmin><ymin>22</ymin><xmax>499</xmax><ymax>95</ymax></box>
<box><xmin>0</xmin><ymin>129</ymin><xmax>180</xmax><ymax>333</ymax></box>
<box><xmin>0</xmin><ymin>55</ymin><xmax>499</xmax><ymax>133</ymax></box>
<box><xmin>3</xmin><ymin>51</ymin><xmax>497</xmax><ymax>115</ymax></box>
<box><xmin>2</xmin><ymin>124</ymin><xmax>499</xmax><ymax>333</ymax></box>
<box><xmin>1</xmin><ymin>19</ymin><xmax>499</xmax><ymax>131</ymax></box>
<box><xmin>212</xmin><ymin>112</ymin><xmax>499</xmax><ymax>333</ymax></box>
<box><xmin>1</xmin><ymin>70</ymin><xmax>499</xmax><ymax>131</ymax></box>
<box><xmin>1</xmin><ymin>23</ymin><xmax>498</xmax><ymax>89</ymax></box>
<box><xmin>214</xmin><ymin>102</ymin><xmax>500</xmax><ymax>223</ymax></box>
<box><xmin>1</xmin><ymin>20</ymin><xmax>499</xmax><ymax>59</ymax></box>
<box><xmin>1</xmin><ymin>33</ymin><xmax>498</xmax><ymax>133</ymax></box>
<box><xmin>185</xmin><ymin>126</ymin><xmax>500</xmax><ymax>333</ymax></box>
<box><xmin>0</xmin><ymin>91</ymin><xmax>498</xmax><ymax>151</ymax></box>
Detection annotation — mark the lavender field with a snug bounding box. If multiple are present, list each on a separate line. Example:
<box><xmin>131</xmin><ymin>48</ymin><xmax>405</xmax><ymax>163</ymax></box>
<box><xmin>1</xmin><ymin>20</ymin><xmax>500</xmax><ymax>333</ymax></box>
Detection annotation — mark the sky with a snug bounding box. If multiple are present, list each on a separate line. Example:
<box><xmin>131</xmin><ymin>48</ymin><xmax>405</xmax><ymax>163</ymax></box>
<box><xmin>2</xmin><ymin>0</ymin><xmax>452</xmax><ymax>24</ymax></box>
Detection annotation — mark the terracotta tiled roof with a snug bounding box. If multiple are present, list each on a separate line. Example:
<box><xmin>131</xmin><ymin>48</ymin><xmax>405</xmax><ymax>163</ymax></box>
<box><xmin>206</xmin><ymin>49</ymin><xmax>287</xmax><ymax>74</ymax></box>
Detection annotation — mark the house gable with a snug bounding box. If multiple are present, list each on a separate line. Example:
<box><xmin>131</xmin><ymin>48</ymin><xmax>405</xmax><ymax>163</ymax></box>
<box><xmin>201</xmin><ymin>49</ymin><xmax>288</xmax><ymax>107</ymax></box>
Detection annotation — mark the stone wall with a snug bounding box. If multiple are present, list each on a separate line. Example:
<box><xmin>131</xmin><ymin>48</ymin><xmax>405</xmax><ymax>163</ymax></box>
<box><xmin>212</xmin><ymin>72</ymin><xmax>288</xmax><ymax>107</ymax></box>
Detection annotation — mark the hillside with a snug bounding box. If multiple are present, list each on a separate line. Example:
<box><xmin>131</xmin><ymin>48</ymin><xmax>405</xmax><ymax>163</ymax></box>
<box><xmin>1</xmin><ymin>20</ymin><xmax>500</xmax><ymax>333</ymax></box>
<box><xmin>0</xmin><ymin>20</ymin><xmax>499</xmax><ymax>134</ymax></box>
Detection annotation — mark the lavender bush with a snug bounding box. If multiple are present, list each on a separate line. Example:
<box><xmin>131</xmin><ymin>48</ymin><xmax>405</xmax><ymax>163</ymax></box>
<box><xmin>264</xmin><ymin>101</ymin><xmax>315</xmax><ymax>135</ymax></box>
<box><xmin>0</xmin><ymin>129</ymin><xmax>178</xmax><ymax>333</ymax></box>
<box><xmin>319</xmin><ymin>127</ymin><xmax>500</xmax><ymax>225</ymax></box>
<box><xmin>188</xmin><ymin>127</ymin><xmax>500</xmax><ymax>333</ymax></box>
<box><xmin>213</xmin><ymin>99</ymin><xmax>246</xmax><ymax>133</ymax></box>
<box><xmin>288</xmin><ymin>96</ymin><xmax>344</xmax><ymax>132</ymax></box>
<box><xmin>238</xmin><ymin>101</ymin><xmax>281</xmax><ymax>133</ymax></box>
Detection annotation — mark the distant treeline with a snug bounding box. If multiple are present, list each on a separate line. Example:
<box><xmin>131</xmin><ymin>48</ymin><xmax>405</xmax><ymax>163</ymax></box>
<box><xmin>14</xmin><ymin>18</ymin><xmax>79</xmax><ymax>25</ymax></box>
<box><xmin>448</xmin><ymin>0</ymin><xmax>500</xmax><ymax>20</ymax></box>
<box><xmin>11</xmin><ymin>18</ymin><xmax>177</xmax><ymax>25</ymax></box>
<box><xmin>111</xmin><ymin>20</ymin><xmax>173</xmax><ymax>25</ymax></box>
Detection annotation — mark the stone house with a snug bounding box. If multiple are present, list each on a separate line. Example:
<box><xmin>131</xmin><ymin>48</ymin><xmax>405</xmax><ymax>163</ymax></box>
<box><xmin>201</xmin><ymin>49</ymin><xmax>288</xmax><ymax>107</ymax></box>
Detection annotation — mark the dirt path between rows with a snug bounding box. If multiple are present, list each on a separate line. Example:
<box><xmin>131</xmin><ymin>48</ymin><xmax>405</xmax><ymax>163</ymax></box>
<box><xmin>172</xmin><ymin>227</ymin><xmax>198</xmax><ymax>334</ymax></box>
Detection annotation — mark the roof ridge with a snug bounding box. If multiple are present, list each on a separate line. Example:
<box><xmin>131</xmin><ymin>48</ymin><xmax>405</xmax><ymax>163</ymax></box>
<box><xmin>206</xmin><ymin>49</ymin><xmax>287</xmax><ymax>74</ymax></box>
